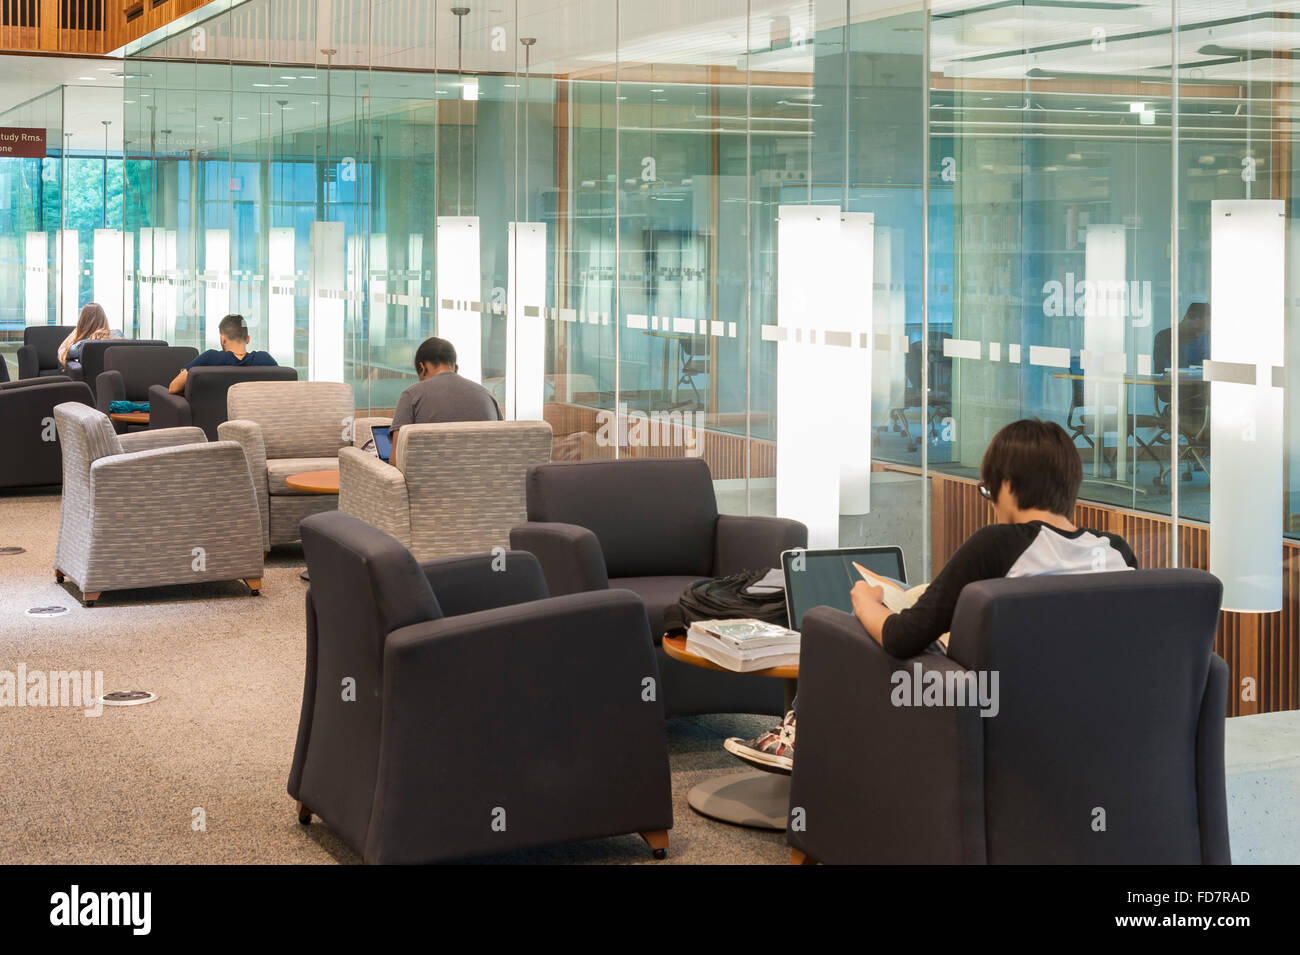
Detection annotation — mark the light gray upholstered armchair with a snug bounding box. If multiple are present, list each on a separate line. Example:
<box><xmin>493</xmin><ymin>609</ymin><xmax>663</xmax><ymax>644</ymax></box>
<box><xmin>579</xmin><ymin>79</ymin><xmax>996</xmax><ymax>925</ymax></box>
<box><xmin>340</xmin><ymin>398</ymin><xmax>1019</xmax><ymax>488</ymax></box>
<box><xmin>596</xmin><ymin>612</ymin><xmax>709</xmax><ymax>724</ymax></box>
<box><xmin>218</xmin><ymin>381</ymin><xmax>356</xmax><ymax>550</ymax></box>
<box><xmin>338</xmin><ymin>420</ymin><xmax>553</xmax><ymax>561</ymax></box>
<box><xmin>52</xmin><ymin>402</ymin><xmax>264</xmax><ymax>607</ymax></box>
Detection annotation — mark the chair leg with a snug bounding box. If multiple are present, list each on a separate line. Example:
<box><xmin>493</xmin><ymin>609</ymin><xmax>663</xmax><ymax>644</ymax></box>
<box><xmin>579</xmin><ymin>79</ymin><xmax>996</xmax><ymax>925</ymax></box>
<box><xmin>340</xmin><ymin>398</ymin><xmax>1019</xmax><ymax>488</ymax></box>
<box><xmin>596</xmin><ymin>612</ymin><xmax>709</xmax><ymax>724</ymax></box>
<box><xmin>83</xmin><ymin>592</ymin><xmax>101</xmax><ymax>607</ymax></box>
<box><xmin>243</xmin><ymin>577</ymin><xmax>262</xmax><ymax>596</ymax></box>
<box><xmin>296</xmin><ymin>801</ymin><xmax>312</xmax><ymax>825</ymax></box>
<box><xmin>790</xmin><ymin>848</ymin><xmax>818</xmax><ymax>865</ymax></box>
<box><xmin>54</xmin><ymin>569</ymin><xmax>64</xmax><ymax>583</ymax></box>
<box><xmin>638</xmin><ymin>829</ymin><xmax>669</xmax><ymax>860</ymax></box>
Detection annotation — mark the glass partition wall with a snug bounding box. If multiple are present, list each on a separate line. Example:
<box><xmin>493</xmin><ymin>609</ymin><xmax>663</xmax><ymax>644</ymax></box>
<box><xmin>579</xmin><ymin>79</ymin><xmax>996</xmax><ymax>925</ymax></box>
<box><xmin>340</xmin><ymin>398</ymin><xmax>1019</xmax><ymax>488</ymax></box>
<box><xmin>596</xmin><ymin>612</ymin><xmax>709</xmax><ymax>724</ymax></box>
<box><xmin>30</xmin><ymin>0</ymin><xmax>1289</xmax><ymax>713</ymax></box>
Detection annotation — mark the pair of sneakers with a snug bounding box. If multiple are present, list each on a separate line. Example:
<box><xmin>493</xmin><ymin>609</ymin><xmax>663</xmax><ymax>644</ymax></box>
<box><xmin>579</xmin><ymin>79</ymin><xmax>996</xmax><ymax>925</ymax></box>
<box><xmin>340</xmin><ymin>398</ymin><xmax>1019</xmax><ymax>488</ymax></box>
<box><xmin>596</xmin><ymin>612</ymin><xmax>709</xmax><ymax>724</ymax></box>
<box><xmin>723</xmin><ymin>709</ymin><xmax>796</xmax><ymax>772</ymax></box>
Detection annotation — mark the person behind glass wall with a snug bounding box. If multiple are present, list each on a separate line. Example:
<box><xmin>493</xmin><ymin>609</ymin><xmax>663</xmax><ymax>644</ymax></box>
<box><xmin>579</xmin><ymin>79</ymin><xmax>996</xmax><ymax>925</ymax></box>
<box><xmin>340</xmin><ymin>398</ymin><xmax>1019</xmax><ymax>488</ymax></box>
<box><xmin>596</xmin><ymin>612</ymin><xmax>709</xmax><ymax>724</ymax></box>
<box><xmin>1153</xmin><ymin>302</ymin><xmax>1210</xmax><ymax>424</ymax></box>
<box><xmin>59</xmin><ymin>302</ymin><xmax>124</xmax><ymax>372</ymax></box>
<box><xmin>724</xmin><ymin>419</ymin><xmax>1140</xmax><ymax>773</ymax></box>
<box><xmin>167</xmin><ymin>314</ymin><xmax>277</xmax><ymax>394</ymax></box>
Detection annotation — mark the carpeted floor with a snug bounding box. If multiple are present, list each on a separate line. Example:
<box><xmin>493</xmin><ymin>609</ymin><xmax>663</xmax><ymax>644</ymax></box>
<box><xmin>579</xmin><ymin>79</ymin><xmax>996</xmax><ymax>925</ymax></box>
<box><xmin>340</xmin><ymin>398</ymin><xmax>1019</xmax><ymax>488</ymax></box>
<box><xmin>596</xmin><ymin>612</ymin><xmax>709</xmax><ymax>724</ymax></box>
<box><xmin>3</xmin><ymin>490</ymin><xmax>1298</xmax><ymax>865</ymax></box>
<box><xmin>0</xmin><ymin>490</ymin><xmax>786</xmax><ymax>865</ymax></box>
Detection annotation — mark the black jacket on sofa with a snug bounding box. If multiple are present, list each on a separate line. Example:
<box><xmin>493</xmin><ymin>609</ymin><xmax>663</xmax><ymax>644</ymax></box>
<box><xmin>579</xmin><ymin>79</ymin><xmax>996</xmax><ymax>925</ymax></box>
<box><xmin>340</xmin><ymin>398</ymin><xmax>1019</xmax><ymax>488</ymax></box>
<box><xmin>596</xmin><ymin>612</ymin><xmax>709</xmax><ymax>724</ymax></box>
<box><xmin>510</xmin><ymin>457</ymin><xmax>807</xmax><ymax>718</ymax></box>
<box><xmin>788</xmin><ymin>568</ymin><xmax>1230</xmax><ymax>864</ymax></box>
<box><xmin>0</xmin><ymin>376</ymin><xmax>93</xmax><ymax>488</ymax></box>
<box><xmin>290</xmin><ymin>512</ymin><xmax>673</xmax><ymax>864</ymax></box>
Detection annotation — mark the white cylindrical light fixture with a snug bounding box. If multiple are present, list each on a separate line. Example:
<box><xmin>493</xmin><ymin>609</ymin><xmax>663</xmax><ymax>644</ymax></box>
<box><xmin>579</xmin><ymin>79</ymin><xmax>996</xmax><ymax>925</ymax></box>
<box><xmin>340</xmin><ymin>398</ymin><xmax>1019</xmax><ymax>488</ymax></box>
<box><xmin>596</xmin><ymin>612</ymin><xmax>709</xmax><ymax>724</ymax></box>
<box><xmin>57</xmin><ymin>229</ymin><xmax>79</xmax><ymax>323</ymax></box>
<box><xmin>1209</xmin><ymin>198</ymin><xmax>1284</xmax><ymax>612</ymax></box>
<box><xmin>369</xmin><ymin>233</ymin><xmax>388</xmax><ymax>347</ymax></box>
<box><xmin>269</xmin><ymin>227</ymin><xmax>296</xmax><ymax>366</ymax></box>
<box><xmin>838</xmin><ymin>211</ymin><xmax>874</xmax><ymax>514</ymax></box>
<box><xmin>507</xmin><ymin>221</ymin><xmax>547</xmax><ymax>420</ymax></box>
<box><xmin>204</xmin><ymin>229</ymin><xmax>231</xmax><ymax>347</ymax></box>
<box><xmin>436</xmin><ymin>215</ymin><xmax>482</xmax><ymax>383</ymax></box>
<box><xmin>309</xmin><ymin>220</ymin><xmax>346</xmax><ymax>383</ymax></box>
<box><xmin>137</xmin><ymin>227</ymin><xmax>155</xmax><ymax>339</ymax></box>
<box><xmin>93</xmin><ymin>228</ymin><xmax>125</xmax><ymax>332</ymax></box>
<box><xmin>25</xmin><ymin>231</ymin><xmax>48</xmax><ymax>326</ymax></box>
<box><xmin>776</xmin><ymin>204</ymin><xmax>841</xmax><ymax>548</ymax></box>
<box><xmin>407</xmin><ymin>233</ymin><xmax>424</xmax><ymax>339</ymax></box>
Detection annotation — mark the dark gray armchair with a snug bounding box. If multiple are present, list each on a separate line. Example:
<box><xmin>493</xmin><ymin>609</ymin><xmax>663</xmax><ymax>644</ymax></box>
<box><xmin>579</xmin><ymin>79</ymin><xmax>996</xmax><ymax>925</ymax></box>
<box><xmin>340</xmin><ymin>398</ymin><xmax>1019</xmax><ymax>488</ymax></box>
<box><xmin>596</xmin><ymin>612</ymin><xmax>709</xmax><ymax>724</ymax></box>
<box><xmin>149</xmin><ymin>364</ymin><xmax>297</xmax><ymax>440</ymax></box>
<box><xmin>96</xmin><ymin>345</ymin><xmax>198</xmax><ymax>432</ymax></box>
<box><xmin>787</xmin><ymin>569</ymin><xmax>1230</xmax><ymax>865</ymax></box>
<box><xmin>290</xmin><ymin>512</ymin><xmax>674</xmax><ymax>864</ymax></box>
<box><xmin>77</xmin><ymin>339</ymin><xmax>169</xmax><ymax>401</ymax></box>
<box><xmin>510</xmin><ymin>457</ymin><xmax>807</xmax><ymax>718</ymax></box>
<box><xmin>0</xmin><ymin>376</ymin><xmax>92</xmax><ymax>489</ymax></box>
<box><xmin>17</xmin><ymin>325</ymin><xmax>74</xmax><ymax>380</ymax></box>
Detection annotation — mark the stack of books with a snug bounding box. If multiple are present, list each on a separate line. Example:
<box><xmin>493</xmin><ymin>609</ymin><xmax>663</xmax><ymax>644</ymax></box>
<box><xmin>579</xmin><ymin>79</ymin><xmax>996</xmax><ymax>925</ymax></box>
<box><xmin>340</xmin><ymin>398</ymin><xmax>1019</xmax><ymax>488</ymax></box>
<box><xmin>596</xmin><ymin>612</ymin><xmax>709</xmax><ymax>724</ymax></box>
<box><xmin>684</xmin><ymin>618</ymin><xmax>800</xmax><ymax>673</ymax></box>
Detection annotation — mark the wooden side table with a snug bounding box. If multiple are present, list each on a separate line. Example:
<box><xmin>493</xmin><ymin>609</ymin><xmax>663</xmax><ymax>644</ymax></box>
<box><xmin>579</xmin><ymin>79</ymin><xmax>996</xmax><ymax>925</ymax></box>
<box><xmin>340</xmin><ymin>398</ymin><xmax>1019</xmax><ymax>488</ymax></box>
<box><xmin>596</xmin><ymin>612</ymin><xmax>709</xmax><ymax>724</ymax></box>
<box><xmin>109</xmin><ymin>411</ymin><xmax>150</xmax><ymax>427</ymax></box>
<box><xmin>663</xmin><ymin>632</ymin><xmax>797</xmax><ymax>831</ymax></box>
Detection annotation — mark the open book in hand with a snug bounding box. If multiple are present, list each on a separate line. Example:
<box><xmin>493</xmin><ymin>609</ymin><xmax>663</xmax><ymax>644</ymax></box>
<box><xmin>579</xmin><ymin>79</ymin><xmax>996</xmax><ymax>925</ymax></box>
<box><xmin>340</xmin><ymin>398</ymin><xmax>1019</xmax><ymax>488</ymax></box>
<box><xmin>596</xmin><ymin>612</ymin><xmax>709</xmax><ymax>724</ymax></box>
<box><xmin>852</xmin><ymin>561</ymin><xmax>930</xmax><ymax>614</ymax></box>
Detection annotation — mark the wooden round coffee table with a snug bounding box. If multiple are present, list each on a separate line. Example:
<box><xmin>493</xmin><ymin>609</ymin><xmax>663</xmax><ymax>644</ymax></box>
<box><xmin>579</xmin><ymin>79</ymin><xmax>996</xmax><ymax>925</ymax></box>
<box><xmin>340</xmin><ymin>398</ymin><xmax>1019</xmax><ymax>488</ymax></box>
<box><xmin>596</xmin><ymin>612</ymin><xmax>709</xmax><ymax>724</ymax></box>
<box><xmin>663</xmin><ymin>632</ymin><xmax>798</xmax><ymax>832</ymax></box>
<box><xmin>284</xmin><ymin>469</ymin><xmax>340</xmax><ymax>494</ymax></box>
<box><xmin>285</xmin><ymin>469</ymin><xmax>340</xmax><ymax>579</ymax></box>
<box><xmin>109</xmin><ymin>411</ymin><xmax>150</xmax><ymax>426</ymax></box>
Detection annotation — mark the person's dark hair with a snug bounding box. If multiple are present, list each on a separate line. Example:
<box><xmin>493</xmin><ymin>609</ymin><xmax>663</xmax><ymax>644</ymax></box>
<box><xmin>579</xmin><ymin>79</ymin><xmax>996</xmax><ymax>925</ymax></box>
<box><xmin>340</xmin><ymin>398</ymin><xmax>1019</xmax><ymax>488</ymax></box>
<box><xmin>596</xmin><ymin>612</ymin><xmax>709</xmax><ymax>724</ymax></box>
<box><xmin>980</xmin><ymin>418</ymin><xmax>1081</xmax><ymax>518</ymax></box>
<box><xmin>219</xmin><ymin>314</ymin><xmax>249</xmax><ymax>343</ymax></box>
<box><xmin>414</xmin><ymin>336</ymin><xmax>457</xmax><ymax>371</ymax></box>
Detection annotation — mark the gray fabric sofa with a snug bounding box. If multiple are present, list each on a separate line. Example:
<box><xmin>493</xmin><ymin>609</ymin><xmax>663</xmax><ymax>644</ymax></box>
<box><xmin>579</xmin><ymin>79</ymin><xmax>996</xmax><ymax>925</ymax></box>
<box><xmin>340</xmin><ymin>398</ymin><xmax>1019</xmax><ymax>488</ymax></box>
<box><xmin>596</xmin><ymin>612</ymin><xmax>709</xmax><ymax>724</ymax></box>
<box><xmin>0</xmin><ymin>376</ymin><xmax>92</xmax><ymax>489</ymax></box>
<box><xmin>510</xmin><ymin>457</ymin><xmax>807</xmax><ymax>718</ymax></box>
<box><xmin>149</xmin><ymin>364</ymin><xmax>298</xmax><ymax>440</ymax></box>
<box><xmin>787</xmin><ymin>569</ymin><xmax>1230</xmax><ymax>864</ymax></box>
<box><xmin>290</xmin><ymin>511</ymin><xmax>674</xmax><ymax>863</ymax></box>
<box><xmin>52</xmin><ymin>402</ymin><xmax>264</xmax><ymax>606</ymax></box>
<box><xmin>218</xmin><ymin>380</ymin><xmax>355</xmax><ymax>550</ymax></box>
<box><xmin>338</xmin><ymin>420</ymin><xmax>553</xmax><ymax>561</ymax></box>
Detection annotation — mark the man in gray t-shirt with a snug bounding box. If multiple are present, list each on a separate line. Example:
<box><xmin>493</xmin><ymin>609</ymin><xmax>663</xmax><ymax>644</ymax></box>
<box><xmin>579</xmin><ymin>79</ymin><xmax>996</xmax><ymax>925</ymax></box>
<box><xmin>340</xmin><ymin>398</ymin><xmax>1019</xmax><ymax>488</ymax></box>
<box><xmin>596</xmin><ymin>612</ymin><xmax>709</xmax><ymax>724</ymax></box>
<box><xmin>389</xmin><ymin>337</ymin><xmax>502</xmax><ymax>439</ymax></box>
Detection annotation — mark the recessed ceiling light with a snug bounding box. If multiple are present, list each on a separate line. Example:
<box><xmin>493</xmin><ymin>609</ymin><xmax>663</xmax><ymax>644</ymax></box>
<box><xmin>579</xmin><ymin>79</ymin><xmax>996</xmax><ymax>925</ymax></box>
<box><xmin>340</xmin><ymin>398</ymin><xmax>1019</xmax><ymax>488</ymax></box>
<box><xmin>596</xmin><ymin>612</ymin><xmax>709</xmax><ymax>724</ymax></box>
<box><xmin>650</xmin><ymin>88</ymin><xmax>664</xmax><ymax>93</ymax></box>
<box><xmin>78</xmin><ymin>76</ymin><xmax>95</xmax><ymax>81</ymax></box>
<box><xmin>299</xmin><ymin>75</ymin><xmax>315</xmax><ymax>80</ymax></box>
<box><xmin>254</xmin><ymin>83</ymin><xmax>271</xmax><ymax>87</ymax></box>
<box><xmin>504</xmin><ymin>83</ymin><xmax>518</xmax><ymax>88</ymax></box>
<box><xmin>280</xmin><ymin>75</ymin><xmax>297</xmax><ymax>80</ymax></box>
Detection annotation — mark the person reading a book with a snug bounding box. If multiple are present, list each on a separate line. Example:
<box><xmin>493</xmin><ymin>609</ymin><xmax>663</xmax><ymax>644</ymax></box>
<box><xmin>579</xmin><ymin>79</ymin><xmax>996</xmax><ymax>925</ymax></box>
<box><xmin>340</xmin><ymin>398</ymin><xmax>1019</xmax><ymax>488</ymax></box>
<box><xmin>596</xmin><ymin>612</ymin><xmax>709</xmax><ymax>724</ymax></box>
<box><xmin>725</xmin><ymin>418</ymin><xmax>1138</xmax><ymax>773</ymax></box>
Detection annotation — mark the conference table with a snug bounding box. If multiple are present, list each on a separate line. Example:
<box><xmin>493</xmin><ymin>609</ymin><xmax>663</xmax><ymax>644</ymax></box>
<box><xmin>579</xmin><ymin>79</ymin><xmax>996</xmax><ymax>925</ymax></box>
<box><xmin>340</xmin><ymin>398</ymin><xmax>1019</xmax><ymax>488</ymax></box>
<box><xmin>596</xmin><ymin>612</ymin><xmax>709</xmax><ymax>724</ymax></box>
<box><xmin>1051</xmin><ymin>369</ymin><xmax>1204</xmax><ymax>481</ymax></box>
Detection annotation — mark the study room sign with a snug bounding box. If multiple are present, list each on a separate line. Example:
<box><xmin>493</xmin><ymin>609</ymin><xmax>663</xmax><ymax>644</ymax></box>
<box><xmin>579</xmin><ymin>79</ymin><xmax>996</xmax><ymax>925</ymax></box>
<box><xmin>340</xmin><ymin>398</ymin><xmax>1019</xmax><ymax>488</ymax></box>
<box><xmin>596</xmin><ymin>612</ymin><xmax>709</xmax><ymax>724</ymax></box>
<box><xmin>0</xmin><ymin>128</ymin><xmax>47</xmax><ymax>158</ymax></box>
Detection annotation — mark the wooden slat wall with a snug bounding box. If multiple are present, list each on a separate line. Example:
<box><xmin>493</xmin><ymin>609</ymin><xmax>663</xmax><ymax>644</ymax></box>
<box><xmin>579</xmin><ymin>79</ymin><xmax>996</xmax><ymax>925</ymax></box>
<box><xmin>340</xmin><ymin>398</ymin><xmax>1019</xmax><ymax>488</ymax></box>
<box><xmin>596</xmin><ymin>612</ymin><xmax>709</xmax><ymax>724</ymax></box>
<box><xmin>0</xmin><ymin>0</ymin><xmax>209</xmax><ymax>55</ymax></box>
<box><xmin>929</xmin><ymin>471</ymin><xmax>1300</xmax><ymax>717</ymax></box>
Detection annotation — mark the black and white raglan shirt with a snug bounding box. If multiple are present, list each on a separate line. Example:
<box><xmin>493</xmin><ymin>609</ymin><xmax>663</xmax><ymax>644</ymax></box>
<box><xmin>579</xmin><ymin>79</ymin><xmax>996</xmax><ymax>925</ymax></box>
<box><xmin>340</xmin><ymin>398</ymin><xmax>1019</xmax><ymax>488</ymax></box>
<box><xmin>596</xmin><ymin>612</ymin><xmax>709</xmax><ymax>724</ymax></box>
<box><xmin>881</xmin><ymin>521</ymin><xmax>1139</xmax><ymax>659</ymax></box>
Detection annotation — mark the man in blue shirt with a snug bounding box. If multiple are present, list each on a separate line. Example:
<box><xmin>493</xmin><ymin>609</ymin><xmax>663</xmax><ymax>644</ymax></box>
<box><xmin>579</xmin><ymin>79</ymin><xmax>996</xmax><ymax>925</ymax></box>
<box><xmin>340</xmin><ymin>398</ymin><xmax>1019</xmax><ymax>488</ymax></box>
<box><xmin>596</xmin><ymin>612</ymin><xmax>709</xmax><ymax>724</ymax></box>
<box><xmin>167</xmin><ymin>314</ymin><xmax>277</xmax><ymax>393</ymax></box>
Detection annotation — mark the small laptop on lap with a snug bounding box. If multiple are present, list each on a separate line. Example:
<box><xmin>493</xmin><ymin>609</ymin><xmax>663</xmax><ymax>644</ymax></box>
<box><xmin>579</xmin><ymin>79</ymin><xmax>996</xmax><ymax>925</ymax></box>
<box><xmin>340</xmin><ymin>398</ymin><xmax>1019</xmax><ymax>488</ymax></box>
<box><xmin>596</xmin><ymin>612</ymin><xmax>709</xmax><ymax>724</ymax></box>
<box><xmin>371</xmin><ymin>425</ymin><xmax>394</xmax><ymax>464</ymax></box>
<box><xmin>781</xmin><ymin>545</ymin><xmax>907</xmax><ymax>631</ymax></box>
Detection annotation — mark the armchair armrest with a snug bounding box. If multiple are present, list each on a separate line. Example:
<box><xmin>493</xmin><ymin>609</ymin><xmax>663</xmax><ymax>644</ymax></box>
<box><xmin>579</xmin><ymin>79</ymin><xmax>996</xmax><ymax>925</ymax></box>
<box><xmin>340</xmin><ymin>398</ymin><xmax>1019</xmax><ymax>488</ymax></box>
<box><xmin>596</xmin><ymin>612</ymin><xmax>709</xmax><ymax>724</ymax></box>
<box><xmin>509</xmin><ymin>521</ymin><xmax>609</xmax><ymax>596</ymax></box>
<box><xmin>338</xmin><ymin>446</ymin><xmax>410</xmax><ymax>547</ymax></box>
<box><xmin>148</xmin><ymin>384</ymin><xmax>191</xmax><ymax>430</ymax></box>
<box><xmin>218</xmin><ymin>419</ymin><xmax>270</xmax><ymax>551</ymax></box>
<box><xmin>418</xmin><ymin>550</ymin><xmax>549</xmax><ymax>617</ymax></box>
<box><xmin>367</xmin><ymin>588</ymin><xmax>669</xmax><ymax>863</ymax></box>
<box><xmin>712</xmin><ymin>513</ymin><xmax>808</xmax><ymax>577</ymax></box>
<box><xmin>787</xmin><ymin>607</ymin><xmax>985</xmax><ymax>865</ymax></box>
<box><xmin>118</xmin><ymin>427</ymin><xmax>207</xmax><ymax>453</ymax></box>
<box><xmin>95</xmin><ymin>370</ymin><xmax>125</xmax><ymax>415</ymax></box>
<box><xmin>17</xmin><ymin>344</ymin><xmax>38</xmax><ymax>380</ymax></box>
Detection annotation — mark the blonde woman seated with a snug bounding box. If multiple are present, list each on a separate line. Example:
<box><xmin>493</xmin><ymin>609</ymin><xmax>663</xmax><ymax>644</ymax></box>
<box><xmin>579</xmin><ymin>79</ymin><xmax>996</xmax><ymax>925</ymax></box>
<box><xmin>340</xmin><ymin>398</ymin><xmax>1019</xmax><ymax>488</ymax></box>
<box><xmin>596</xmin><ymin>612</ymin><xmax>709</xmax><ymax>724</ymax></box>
<box><xmin>59</xmin><ymin>303</ymin><xmax>123</xmax><ymax>373</ymax></box>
